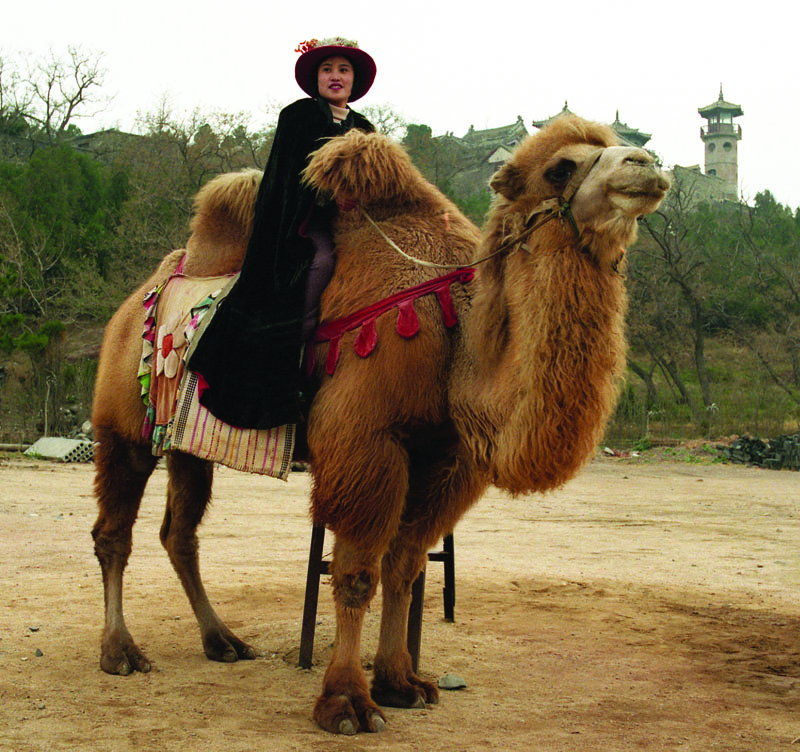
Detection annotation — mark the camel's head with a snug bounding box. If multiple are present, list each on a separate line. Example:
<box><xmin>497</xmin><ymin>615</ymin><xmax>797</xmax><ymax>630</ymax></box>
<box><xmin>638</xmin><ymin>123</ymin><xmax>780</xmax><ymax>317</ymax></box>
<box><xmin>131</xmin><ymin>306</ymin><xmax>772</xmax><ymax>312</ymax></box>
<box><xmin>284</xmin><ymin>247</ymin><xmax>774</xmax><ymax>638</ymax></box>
<box><xmin>490</xmin><ymin>115</ymin><xmax>671</xmax><ymax>266</ymax></box>
<box><xmin>304</xmin><ymin>130</ymin><xmax>437</xmax><ymax>211</ymax></box>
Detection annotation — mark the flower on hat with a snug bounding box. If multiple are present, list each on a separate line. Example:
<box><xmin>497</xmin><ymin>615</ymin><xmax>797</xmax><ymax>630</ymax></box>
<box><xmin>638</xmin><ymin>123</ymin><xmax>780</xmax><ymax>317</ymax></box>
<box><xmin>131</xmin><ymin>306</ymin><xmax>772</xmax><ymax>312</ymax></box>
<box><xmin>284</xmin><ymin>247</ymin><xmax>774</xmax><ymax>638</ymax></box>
<box><xmin>295</xmin><ymin>37</ymin><xmax>360</xmax><ymax>54</ymax></box>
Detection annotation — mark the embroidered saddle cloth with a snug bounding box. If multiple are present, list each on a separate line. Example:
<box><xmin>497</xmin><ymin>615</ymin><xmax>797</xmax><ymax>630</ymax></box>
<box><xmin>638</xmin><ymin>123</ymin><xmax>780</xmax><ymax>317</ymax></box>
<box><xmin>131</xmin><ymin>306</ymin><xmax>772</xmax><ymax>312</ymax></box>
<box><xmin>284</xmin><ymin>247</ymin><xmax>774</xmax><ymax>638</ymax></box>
<box><xmin>138</xmin><ymin>259</ymin><xmax>295</xmax><ymax>480</ymax></box>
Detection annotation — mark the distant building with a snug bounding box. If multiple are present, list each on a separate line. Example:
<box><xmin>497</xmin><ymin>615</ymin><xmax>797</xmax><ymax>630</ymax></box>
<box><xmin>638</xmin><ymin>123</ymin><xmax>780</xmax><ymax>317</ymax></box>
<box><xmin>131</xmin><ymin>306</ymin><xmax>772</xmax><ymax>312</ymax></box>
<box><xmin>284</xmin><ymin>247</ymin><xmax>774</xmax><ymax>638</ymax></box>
<box><xmin>698</xmin><ymin>86</ymin><xmax>743</xmax><ymax>199</ymax></box>
<box><xmin>0</xmin><ymin>127</ymin><xmax>144</xmax><ymax>165</ymax></box>
<box><xmin>65</xmin><ymin>129</ymin><xmax>146</xmax><ymax>164</ymax></box>
<box><xmin>442</xmin><ymin>116</ymin><xmax>530</xmax><ymax>195</ymax></box>
<box><xmin>668</xmin><ymin>164</ymin><xmax>732</xmax><ymax>205</ymax></box>
<box><xmin>532</xmin><ymin>102</ymin><xmax>652</xmax><ymax>149</ymax></box>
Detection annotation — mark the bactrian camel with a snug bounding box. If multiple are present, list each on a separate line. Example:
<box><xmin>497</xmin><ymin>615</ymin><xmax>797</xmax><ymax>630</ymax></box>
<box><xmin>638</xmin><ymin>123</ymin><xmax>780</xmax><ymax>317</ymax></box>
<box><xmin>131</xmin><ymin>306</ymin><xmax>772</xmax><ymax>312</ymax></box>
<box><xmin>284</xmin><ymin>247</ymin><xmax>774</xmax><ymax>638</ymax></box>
<box><xmin>91</xmin><ymin>115</ymin><xmax>670</xmax><ymax>735</ymax></box>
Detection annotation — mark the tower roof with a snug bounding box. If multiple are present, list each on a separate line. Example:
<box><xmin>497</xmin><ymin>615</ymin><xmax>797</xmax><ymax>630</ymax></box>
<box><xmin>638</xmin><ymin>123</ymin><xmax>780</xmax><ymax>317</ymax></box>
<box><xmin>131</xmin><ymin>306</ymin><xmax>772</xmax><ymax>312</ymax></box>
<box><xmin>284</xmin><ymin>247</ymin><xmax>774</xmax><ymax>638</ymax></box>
<box><xmin>699</xmin><ymin>85</ymin><xmax>743</xmax><ymax>118</ymax></box>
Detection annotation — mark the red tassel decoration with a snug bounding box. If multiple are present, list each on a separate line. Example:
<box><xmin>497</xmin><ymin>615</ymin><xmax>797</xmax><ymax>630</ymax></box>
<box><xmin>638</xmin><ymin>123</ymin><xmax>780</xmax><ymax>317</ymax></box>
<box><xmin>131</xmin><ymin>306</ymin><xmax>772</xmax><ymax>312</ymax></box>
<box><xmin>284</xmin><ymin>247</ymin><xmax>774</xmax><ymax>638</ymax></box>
<box><xmin>436</xmin><ymin>283</ymin><xmax>459</xmax><ymax>327</ymax></box>
<box><xmin>354</xmin><ymin>318</ymin><xmax>378</xmax><ymax>357</ymax></box>
<box><xmin>312</xmin><ymin>269</ymin><xmax>475</xmax><ymax>377</ymax></box>
<box><xmin>396</xmin><ymin>300</ymin><xmax>420</xmax><ymax>338</ymax></box>
<box><xmin>326</xmin><ymin>336</ymin><xmax>342</xmax><ymax>376</ymax></box>
<box><xmin>304</xmin><ymin>344</ymin><xmax>316</xmax><ymax>375</ymax></box>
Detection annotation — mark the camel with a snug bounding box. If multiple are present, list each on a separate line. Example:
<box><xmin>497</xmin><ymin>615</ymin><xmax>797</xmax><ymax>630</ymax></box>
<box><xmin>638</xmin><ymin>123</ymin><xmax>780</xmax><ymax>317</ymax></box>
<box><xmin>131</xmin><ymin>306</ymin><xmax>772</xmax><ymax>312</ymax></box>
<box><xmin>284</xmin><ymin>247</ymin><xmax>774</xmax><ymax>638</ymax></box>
<box><xmin>90</xmin><ymin>115</ymin><xmax>670</xmax><ymax>736</ymax></box>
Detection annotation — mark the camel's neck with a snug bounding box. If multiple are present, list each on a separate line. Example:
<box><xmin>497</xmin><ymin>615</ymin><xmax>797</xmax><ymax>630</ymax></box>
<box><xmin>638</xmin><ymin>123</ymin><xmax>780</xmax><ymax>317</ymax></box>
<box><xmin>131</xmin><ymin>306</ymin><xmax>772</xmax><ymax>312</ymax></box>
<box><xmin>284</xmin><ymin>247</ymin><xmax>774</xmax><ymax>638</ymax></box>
<box><xmin>452</xmin><ymin>235</ymin><xmax>628</xmax><ymax>494</ymax></box>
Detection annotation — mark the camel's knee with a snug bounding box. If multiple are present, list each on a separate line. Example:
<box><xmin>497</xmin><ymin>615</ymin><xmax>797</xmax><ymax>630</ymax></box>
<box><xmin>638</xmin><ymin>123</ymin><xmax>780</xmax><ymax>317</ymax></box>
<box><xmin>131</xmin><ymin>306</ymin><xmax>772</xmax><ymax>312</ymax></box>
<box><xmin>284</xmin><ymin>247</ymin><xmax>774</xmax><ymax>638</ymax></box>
<box><xmin>92</xmin><ymin>525</ymin><xmax>133</xmax><ymax>564</ymax></box>
<box><xmin>333</xmin><ymin>569</ymin><xmax>378</xmax><ymax>610</ymax></box>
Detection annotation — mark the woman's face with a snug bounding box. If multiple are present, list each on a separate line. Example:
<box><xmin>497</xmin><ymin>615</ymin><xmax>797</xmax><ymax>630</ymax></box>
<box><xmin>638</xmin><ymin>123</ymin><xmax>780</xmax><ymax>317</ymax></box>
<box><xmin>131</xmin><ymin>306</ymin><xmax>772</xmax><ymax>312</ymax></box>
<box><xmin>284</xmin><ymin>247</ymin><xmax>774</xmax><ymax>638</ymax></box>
<box><xmin>317</xmin><ymin>55</ymin><xmax>354</xmax><ymax>108</ymax></box>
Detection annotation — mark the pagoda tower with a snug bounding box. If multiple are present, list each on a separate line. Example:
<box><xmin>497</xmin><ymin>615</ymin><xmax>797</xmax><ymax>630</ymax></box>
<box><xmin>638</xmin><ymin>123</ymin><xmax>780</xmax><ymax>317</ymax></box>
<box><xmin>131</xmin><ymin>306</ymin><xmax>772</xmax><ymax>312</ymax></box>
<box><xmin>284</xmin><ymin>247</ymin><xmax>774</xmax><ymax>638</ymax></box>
<box><xmin>699</xmin><ymin>86</ymin><xmax>743</xmax><ymax>199</ymax></box>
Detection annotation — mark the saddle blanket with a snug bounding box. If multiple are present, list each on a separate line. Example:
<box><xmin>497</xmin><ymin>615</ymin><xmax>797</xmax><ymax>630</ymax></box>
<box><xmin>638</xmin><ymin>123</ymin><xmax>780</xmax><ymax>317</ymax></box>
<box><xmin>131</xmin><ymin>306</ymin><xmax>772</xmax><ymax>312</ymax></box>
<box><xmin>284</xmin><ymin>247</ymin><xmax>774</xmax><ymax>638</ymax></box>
<box><xmin>138</xmin><ymin>258</ymin><xmax>294</xmax><ymax>480</ymax></box>
<box><xmin>170</xmin><ymin>371</ymin><xmax>295</xmax><ymax>479</ymax></box>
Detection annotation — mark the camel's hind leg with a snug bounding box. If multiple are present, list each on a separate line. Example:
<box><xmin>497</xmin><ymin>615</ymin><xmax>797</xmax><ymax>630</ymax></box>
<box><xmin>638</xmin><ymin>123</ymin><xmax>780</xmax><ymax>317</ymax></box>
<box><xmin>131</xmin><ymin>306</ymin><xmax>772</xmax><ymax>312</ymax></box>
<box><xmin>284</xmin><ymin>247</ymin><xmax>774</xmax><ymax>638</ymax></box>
<box><xmin>160</xmin><ymin>451</ymin><xmax>256</xmax><ymax>663</ymax></box>
<box><xmin>92</xmin><ymin>428</ymin><xmax>158</xmax><ymax>675</ymax></box>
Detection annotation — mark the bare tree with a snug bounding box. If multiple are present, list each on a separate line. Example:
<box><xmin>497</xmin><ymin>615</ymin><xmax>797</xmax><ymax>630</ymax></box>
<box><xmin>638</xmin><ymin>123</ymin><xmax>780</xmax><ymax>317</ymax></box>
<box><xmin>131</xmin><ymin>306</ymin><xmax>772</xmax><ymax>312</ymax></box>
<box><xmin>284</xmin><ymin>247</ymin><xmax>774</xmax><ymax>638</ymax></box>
<box><xmin>21</xmin><ymin>46</ymin><xmax>107</xmax><ymax>143</ymax></box>
<box><xmin>360</xmin><ymin>103</ymin><xmax>406</xmax><ymax>138</ymax></box>
<box><xmin>107</xmin><ymin>102</ymin><xmax>273</xmax><ymax>277</ymax></box>
<box><xmin>634</xmin><ymin>171</ymin><xmax>748</xmax><ymax>412</ymax></box>
<box><xmin>0</xmin><ymin>56</ymin><xmax>28</xmax><ymax>133</ymax></box>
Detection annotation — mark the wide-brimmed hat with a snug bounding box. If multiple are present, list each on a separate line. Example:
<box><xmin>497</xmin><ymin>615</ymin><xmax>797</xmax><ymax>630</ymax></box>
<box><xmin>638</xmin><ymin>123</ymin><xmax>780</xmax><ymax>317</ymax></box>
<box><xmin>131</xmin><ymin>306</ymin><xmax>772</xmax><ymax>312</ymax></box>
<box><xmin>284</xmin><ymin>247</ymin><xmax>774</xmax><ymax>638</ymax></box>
<box><xmin>294</xmin><ymin>37</ymin><xmax>376</xmax><ymax>103</ymax></box>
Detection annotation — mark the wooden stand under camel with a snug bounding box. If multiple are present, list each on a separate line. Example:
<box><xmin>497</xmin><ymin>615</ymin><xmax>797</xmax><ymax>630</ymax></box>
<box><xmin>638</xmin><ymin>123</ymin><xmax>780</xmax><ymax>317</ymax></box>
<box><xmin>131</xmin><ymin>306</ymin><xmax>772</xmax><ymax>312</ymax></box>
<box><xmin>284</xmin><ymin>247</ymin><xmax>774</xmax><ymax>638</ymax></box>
<box><xmin>91</xmin><ymin>115</ymin><xmax>670</xmax><ymax>735</ymax></box>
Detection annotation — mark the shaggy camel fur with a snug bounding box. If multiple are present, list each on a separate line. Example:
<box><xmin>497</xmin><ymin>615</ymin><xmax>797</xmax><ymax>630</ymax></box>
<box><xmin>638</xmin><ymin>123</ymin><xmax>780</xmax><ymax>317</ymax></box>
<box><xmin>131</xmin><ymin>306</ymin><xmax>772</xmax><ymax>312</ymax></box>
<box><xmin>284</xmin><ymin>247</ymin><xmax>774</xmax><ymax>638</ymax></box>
<box><xmin>91</xmin><ymin>116</ymin><xmax>670</xmax><ymax>736</ymax></box>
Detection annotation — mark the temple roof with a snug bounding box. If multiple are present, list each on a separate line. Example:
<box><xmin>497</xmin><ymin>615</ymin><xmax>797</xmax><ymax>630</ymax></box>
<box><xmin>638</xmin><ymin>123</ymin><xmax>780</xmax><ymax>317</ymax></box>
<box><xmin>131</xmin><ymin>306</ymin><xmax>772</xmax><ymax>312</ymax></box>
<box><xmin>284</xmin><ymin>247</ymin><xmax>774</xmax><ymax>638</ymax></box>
<box><xmin>532</xmin><ymin>102</ymin><xmax>651</xmax><ymax>147</ymax></box>
<box><xmin>611</xmin><ymin>111</ymin><xmax>652</xmax><ymax>147</ymax></box>
<box><xmin>462</xmin><ymin>115</ymin><xmax>529</xmax><ymax>147</ymax></box>
<box><xmin>531</xmin><ymin>101</ymin><xmax>574</xmax><ymax>129</ymax></box>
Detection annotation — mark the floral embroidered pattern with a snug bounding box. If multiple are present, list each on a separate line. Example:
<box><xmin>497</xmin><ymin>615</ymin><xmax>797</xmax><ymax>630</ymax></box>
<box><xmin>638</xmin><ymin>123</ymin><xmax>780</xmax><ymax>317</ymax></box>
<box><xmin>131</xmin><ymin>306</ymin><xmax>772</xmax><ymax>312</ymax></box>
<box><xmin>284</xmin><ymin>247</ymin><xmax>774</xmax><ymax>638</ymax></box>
<box><xmin>138</xmin><ymin>256</ymin><xmax>233</xmax><ymax>451</ymax></box>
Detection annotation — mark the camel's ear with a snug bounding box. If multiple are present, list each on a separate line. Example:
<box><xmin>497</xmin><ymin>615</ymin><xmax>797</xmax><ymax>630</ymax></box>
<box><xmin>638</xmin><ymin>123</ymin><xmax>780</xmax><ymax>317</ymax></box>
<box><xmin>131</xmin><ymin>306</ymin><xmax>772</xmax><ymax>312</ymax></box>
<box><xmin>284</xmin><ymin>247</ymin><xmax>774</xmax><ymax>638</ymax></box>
<box><xmin>490</xmin><ymin>162</ymin><xmax>525</xmax><ymax>200</ymax></box>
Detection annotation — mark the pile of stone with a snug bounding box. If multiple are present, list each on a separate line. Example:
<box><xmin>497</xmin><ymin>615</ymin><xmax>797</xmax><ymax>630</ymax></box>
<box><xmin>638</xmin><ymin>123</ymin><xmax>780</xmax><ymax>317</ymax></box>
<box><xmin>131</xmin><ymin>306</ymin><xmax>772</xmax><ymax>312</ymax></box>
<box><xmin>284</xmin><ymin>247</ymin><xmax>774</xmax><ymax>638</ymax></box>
<box><xmin>717</xmin><ymin>434</ymin><xmax>800</xmax><ymax>470</ymax></box>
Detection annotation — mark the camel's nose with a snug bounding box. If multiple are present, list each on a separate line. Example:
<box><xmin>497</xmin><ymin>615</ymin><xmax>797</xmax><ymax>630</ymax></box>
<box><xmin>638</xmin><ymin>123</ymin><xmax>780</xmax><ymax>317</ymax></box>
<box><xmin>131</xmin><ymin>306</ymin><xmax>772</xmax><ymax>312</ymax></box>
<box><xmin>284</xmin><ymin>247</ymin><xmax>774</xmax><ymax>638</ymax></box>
<box><xmin>622</xmin><ymin>148</ymin><xmax>655</xmax><ymax>167</ymax></box>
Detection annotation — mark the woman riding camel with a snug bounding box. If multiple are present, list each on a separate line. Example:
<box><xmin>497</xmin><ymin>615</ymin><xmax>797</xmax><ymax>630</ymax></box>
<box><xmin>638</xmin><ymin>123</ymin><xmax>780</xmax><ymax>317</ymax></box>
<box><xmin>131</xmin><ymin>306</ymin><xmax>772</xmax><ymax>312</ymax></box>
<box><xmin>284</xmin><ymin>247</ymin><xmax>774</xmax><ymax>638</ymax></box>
<box><xmin>188</xmin><ymin>37</ymin><xmax>376</xmax><ymax>429</ymax></box>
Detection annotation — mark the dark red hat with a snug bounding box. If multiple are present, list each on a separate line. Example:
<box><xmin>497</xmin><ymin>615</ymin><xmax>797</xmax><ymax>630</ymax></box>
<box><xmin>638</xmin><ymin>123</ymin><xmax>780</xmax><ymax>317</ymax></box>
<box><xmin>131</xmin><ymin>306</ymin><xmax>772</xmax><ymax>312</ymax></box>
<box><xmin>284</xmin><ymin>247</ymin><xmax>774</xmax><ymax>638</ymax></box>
<box><xmin>294</xmin><ymin>37</ymin><xmax>376</xmax><ymax>103</ymax></box>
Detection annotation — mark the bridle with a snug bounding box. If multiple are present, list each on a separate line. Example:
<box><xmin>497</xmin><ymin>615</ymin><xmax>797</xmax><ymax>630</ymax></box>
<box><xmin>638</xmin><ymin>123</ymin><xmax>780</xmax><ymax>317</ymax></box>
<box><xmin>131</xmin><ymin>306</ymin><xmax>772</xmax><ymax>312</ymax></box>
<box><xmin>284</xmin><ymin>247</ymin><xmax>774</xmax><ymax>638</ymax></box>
<box><xmin>359</xmin><ymin>147</ymin><xmax>606</xmax><ymax>271</ymax></box>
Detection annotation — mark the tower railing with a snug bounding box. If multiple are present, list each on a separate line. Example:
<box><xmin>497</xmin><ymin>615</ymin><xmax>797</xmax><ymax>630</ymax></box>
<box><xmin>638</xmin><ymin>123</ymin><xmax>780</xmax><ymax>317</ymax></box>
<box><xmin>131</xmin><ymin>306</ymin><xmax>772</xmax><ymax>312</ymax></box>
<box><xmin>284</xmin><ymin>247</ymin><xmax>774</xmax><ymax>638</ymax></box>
<box><xmin>701</xmin><ymin>123</ymin><xmax>742</xmax><ymax>138</ymax></box>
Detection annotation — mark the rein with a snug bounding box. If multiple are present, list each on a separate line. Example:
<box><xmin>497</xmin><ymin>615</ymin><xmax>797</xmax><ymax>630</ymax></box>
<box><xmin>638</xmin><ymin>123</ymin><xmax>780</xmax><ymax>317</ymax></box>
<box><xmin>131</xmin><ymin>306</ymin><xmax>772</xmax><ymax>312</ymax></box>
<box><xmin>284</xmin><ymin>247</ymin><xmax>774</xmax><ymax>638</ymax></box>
<box><xmin>359</xmin><ymin>147</ymin><xmax>606</xmax><ymax>271</ymax></box>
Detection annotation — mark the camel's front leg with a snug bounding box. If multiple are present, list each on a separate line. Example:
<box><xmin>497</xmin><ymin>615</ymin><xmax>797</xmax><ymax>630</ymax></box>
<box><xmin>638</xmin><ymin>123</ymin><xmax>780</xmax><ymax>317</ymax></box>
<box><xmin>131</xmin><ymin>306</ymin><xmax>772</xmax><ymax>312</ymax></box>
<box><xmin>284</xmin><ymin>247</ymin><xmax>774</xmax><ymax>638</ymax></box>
<box><xmin>371</xmin><ymin>543</ymin><xmax>439</xmax><ymax>708</ymax></box>
<box><xmin>313</xmin><ymin>539</ymin><xmax>386</xmax><ymax>735</ymax></box>
<box><xmin>371</xmin><ymin>447</ymin><xmax>483</xmax><ymax>707</ymax></box>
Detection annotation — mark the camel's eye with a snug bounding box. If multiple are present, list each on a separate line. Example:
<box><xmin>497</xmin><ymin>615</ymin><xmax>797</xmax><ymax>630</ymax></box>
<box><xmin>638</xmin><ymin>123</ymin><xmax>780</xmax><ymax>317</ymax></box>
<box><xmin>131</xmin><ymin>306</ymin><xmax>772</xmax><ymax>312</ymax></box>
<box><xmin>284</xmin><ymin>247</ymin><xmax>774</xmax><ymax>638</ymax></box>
<box><xmin>545</xmin><ymin>160</ymin><xmax>575</xmax><ymax>186</ymax></box>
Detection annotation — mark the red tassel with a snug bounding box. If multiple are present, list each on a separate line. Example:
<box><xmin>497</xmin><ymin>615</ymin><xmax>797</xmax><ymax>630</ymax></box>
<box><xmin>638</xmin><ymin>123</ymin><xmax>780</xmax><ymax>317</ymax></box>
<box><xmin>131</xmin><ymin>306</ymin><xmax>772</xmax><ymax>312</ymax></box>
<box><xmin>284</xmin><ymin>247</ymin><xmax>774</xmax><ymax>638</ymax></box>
<box><xmin>436</xmin><ymin>283</ymin><xmax>459</xmax><ymax>327</ymax></box>
<box><xmin>396</xmin><ymin>300</ymin><xmax>420</xmax><ymax>338</ymax></box>
<box><xmin>304</xmin><ymin>344</ymin><xmax>316</xmax><ymax>375</ymax></box>
<box><xmin>354</xmin><ymin>318</ymin><xmax>378</xmax><ymax>357</ymax></box>
<box><xmin>326</xmin><ymin>336</ymin><xmax>342</xmax><ymax>376</ymax></box>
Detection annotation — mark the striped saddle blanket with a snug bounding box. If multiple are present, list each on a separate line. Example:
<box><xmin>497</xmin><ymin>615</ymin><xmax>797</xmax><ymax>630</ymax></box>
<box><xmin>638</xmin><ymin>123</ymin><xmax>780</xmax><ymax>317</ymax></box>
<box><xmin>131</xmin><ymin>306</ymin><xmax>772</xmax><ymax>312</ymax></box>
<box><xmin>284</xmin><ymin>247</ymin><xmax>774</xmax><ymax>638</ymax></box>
<box><xmin>137</xmin><ymin>257</ymin><xmax>294</xmax><ymax>480</ymax></box>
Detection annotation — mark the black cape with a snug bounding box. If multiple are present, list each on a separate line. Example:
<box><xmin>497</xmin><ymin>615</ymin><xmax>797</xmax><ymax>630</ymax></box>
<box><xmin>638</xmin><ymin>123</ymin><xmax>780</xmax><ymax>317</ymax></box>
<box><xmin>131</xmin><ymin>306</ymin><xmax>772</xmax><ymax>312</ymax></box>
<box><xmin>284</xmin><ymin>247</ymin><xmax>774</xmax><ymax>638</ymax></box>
<box><xmin>187</xmin><ymin>97</ymin><xmax>374</xmax><ymax>428</ymax></box>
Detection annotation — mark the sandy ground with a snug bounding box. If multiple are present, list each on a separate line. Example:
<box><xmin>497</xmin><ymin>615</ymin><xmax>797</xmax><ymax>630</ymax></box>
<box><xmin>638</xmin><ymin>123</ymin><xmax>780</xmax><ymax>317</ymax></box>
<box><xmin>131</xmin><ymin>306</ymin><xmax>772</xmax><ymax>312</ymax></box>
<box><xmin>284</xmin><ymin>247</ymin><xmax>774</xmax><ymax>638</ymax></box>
<box><xmin>0</xmin><ymin>454</ymin><xmax>798</xmax><ymax>752</ymax></box>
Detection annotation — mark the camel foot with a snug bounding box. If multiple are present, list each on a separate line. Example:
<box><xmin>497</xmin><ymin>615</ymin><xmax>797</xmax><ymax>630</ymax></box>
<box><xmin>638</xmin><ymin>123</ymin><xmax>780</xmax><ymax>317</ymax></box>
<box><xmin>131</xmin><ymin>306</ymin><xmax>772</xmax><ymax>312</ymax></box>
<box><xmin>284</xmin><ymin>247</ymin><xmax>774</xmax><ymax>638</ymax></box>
<box><xmin>314</xmin><ymin>690</ymin><xmax>387</xmax><ymax>735</ymax></box>
<box><xmin>100</xmin><ymin>630</ymin><xmax>151</xmax><ymax>676</ymax></box>
<box><xmin>371</xmin><ymin>672</ymin><xmax>439</xmax><ymax>708</ymax></box>
<box><xmin>202</xmin><ymin>629</ymin><xmax>257</xmax><ymax>663</ymax></box>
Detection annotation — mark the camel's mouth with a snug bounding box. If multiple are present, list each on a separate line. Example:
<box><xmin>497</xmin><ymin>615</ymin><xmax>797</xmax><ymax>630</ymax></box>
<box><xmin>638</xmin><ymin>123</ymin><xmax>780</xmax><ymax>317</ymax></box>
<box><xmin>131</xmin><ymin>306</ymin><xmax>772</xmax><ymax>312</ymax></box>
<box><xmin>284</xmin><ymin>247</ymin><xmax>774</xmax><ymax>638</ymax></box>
<box><xmin>607</xmin><ymin>161</ymin><xmax>671</xmax><ymax>198</ymax></box>
<box><xmin>605</xmin><ymin>186</ymin><xmax>668</xmax><ymax>220</ymax></box>
<box><xmin>608</xmin><ymin>168</ymin><xmax>670</xmax><ymax>209</ymax></box>
<box><xmin>611</xmin><ymin>187</ymin><xmax>668</xmax><ymax>200</ymax></box>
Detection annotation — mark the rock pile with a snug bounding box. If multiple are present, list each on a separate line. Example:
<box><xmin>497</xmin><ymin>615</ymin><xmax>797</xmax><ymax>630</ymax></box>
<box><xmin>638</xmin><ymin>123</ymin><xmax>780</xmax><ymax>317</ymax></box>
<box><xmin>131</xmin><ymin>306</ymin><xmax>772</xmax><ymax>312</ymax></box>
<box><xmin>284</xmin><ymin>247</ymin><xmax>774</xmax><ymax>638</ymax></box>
<box><xmin>718</xmin><ymin>435</ymin><xmax>800</xmax><ymax>470</ymax></box>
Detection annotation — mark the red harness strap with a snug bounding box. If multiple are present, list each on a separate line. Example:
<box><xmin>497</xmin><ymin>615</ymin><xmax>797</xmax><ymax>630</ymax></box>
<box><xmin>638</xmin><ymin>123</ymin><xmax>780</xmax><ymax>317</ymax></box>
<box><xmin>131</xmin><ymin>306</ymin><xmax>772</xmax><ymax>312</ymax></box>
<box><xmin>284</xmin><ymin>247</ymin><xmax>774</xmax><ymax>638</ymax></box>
<box><xmin>307</xmin><ymin>267</ymin><xmax>475</xmax><ymax>376</ymax></box>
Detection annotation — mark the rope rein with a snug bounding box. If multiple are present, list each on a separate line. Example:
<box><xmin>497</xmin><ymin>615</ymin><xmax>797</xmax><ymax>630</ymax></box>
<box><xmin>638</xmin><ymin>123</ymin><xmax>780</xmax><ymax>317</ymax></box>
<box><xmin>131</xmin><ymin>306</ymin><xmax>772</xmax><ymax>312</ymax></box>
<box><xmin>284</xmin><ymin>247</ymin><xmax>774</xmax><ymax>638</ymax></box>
<box><xmin>358</xmin><ymin>148</ymin><xmax>605</xmax><ymax>271</ymax></box>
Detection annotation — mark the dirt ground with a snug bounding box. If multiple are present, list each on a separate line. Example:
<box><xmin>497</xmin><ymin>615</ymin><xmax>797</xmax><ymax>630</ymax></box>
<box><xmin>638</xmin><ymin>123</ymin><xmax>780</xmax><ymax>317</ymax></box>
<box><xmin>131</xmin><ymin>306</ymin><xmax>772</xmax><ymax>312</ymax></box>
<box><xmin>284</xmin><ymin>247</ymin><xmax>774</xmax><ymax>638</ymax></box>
<box><xmin>0</xmin><ymin>453</ymin><xmax>798</xmax><ymax>752</ymax></box>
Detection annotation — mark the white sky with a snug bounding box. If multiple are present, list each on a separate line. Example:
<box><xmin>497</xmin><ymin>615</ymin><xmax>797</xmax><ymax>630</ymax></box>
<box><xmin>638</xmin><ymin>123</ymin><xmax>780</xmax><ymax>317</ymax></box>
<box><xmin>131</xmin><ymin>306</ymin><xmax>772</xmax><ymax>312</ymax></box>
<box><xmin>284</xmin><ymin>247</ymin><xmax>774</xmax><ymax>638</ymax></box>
<box><xmin>6</xmin><ymin>0</ymin><xmax>800</xmax><ymax>209</ymax></box>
